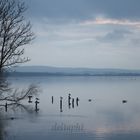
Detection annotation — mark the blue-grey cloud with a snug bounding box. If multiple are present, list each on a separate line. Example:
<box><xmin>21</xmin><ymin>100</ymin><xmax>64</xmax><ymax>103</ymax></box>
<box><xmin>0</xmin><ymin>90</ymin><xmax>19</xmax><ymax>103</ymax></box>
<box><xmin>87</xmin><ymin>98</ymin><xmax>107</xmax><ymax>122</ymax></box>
<box><xmin>97</xmin><ymin>29</ymin><xmax>132</xmax><ymax>43</ymax></box>
<box><xmin>26</xmin><ymin>0</ymin><xmax>140</xmax><ymax>21</ymax></box>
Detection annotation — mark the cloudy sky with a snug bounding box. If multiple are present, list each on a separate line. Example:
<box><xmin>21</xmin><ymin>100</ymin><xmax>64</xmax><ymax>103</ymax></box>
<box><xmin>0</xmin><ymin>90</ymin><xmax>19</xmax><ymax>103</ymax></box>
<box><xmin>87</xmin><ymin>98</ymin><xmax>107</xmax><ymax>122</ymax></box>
<box><xmin>24</xmin><ymin>0</ymin><xmax>140</xmax><ymax>69</ymax></box>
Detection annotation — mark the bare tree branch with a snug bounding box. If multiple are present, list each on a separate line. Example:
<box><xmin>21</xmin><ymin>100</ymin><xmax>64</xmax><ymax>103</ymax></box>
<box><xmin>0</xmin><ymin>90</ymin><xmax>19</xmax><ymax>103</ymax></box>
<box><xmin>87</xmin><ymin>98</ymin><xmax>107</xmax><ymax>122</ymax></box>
<box><xmin>0</xmin><ymin>84</ymin><xmax>39</xmax><ymax>103</ymax></box>
<box><xmin>0</xmin><ymin>0</ymin><xmax>34</xmax><ymax>71</ymax></box>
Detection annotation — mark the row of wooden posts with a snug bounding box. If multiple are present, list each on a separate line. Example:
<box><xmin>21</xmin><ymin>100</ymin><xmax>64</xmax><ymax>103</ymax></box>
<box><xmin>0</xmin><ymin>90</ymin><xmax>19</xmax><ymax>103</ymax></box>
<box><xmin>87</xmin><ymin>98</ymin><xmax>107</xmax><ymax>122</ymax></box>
<box><xmin>4</xmin><ymin>94</ymin><xmax>80</xmax><ymax>113</ymax></box>
<box><xmin>4</xmin><ymin>94</ymin><xmax>127</xmax><ymax>113</ymax></box>
<box><xmin>4</xmin><ymin>97</ymin><xmax>40</xmax><ymax>112</ymax></box>
<box><xmin>52</xmin><ymin>94</ymin><xmax>80</xmax><ymax>112</ymax></box>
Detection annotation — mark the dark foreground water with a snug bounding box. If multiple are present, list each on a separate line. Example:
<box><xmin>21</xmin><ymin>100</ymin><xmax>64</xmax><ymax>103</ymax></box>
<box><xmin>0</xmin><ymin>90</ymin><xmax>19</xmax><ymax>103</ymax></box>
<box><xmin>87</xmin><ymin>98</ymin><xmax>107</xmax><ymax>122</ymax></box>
<box><xmin>1</xmin><ymin>76</ymin><xmax>140</xmax><ymax>140</ymax></box>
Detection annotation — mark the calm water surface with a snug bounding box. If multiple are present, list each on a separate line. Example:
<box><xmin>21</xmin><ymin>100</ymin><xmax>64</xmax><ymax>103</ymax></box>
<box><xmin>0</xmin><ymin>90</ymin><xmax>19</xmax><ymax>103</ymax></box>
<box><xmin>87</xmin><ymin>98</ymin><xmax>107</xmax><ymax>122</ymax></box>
<box><xmin>1</xmin><ymin>76</ymin><xmax>140</xmax><ymax>140</ymax></box>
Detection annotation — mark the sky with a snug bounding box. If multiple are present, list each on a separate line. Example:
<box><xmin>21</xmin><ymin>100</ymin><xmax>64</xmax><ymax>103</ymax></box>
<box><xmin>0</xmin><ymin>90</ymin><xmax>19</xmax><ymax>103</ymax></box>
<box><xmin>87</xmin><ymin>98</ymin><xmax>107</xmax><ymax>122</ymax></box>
<box><xmin>23</xmin><ymin>0</ymin><xmax>140</xmax><ymax>69</ymax></box>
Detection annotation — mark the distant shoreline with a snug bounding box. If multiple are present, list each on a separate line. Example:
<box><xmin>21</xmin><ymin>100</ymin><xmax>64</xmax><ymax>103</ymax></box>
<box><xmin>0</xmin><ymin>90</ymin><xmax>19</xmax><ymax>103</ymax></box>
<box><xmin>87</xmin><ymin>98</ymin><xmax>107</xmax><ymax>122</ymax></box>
<box><xmin>3</xmin><ymin>66</ymin><xmax>140</xmax><ymax>77</ymax></box>
<box><xmin>7</xmin><ymin>72</ymin><xmax>140</xmax><ymax>77</ymax></box>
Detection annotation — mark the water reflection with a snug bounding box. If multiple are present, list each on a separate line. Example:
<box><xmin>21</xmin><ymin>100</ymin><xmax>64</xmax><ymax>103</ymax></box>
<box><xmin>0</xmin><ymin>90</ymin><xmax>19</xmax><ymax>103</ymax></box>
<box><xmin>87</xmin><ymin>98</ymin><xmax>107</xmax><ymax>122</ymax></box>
<box><xmin>0</xmin><ymin>72</ymin><xmax>40</xmax><ymax>139</ymax></box>
<box><xmin>0</xmin><ymin>72</ymin><xmax>10</xmax><ymax>98</ymax></box>
<box><xmin>1</xmin><ymin>76</ymin><xmax>140</xmax><ymax>140</ymax></box>
<box><xmin>0</xmin><ymin>113</ymin><xmax>5</xmax><ymax>140</ymax></box>
<box><xmin>0</xmin><ymin>99</ymin><xmax>42</xmax><ymax>139</ymax></box>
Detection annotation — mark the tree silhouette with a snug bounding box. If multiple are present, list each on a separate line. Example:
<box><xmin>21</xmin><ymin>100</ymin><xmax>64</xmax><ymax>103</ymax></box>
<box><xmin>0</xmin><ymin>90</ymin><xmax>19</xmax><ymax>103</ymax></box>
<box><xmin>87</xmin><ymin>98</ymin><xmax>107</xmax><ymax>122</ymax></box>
<box><xmin>0</xmin><ymin>0</ymin><xmax>34</xmax><ymax>72</ymax></box>
<box><xmin>0</xmin><ymin>0</ymin><xmax>38</xmax><ymax>105</ymax></box>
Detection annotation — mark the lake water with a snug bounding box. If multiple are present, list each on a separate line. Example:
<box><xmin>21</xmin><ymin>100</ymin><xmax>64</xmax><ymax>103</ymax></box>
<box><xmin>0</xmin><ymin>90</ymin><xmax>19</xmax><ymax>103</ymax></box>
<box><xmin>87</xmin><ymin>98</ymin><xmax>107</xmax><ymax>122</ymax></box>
<box><xmin>1</xmin><ymin>76</ymin><xmax>140</xmax><ymax>140</ymax></box>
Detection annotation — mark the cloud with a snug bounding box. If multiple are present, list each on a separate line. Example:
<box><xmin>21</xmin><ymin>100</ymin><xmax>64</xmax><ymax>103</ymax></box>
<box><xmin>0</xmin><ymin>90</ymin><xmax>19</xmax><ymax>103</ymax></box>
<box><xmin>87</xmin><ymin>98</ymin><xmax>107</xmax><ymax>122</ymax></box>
<box><xmin>33</xmin><ymin>17</ymin><xmax>140</xmax><ymax>48</ymax></box>
<box><xmin>81</xmin><ymin>17</ymin><xmax>140</xmax><ymax>28</ymax></box>
<box><xmin>96</xmin><ymin>29</ymin><xmax>132</xmax><ymax>43</ymax></box>
<box><xmin>24</xmin><ymin>0</ymin><xmax>140</xmax><ymax>69</ymax></box>
<box><xmin>26</xmin><ymin>0</ymin><xmax>140</xmax><ymax>21</ymax></box>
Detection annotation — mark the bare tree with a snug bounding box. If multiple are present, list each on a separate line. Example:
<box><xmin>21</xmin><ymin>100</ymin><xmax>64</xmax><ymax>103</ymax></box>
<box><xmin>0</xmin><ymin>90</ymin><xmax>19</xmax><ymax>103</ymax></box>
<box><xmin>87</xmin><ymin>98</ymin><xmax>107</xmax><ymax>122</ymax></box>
<box><xmin>0</xmin><ymin>0</ymin><xmax>39</xmax><ymax>105</ymax></box>
<box><xmin>0</xmin><ymin>0</ymin><xmax>34</xmax><ymax>72</ymax></box>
